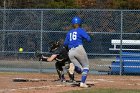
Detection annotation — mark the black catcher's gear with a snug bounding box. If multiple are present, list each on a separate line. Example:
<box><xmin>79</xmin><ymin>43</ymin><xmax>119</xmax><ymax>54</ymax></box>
<box><xmin>39</xmin><ymin>40</ymin><xmax>75</xmax><ymax>82</ymax></box>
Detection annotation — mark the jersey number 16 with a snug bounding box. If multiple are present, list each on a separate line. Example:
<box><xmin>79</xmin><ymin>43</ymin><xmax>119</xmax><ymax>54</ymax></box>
<box><xmin>70</xmin><ymin>32</ymin><xmax>77</xmax><ymax>41</ymax></box>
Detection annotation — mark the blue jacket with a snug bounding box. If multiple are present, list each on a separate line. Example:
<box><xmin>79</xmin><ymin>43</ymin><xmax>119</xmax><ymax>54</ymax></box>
<box><xmin>64</xmin><ymin>27</ymin><xmax>91</xmax><ymax>49</ymax></box>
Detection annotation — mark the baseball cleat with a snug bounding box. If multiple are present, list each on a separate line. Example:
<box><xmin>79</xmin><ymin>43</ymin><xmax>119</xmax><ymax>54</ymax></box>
<box><xmin>80</xmin><ymin>82</ymin><xmax>89</xmax><ymax>88</ymax></box>
<box><xmin>61</xmin><ymin>79</ymin><xmax>66</xmax><ymax>82</ymax></box>
<box><xmin>69</xmin><ymin>79</ymin><xmax>76</xmax><ymax>83</ymax></box>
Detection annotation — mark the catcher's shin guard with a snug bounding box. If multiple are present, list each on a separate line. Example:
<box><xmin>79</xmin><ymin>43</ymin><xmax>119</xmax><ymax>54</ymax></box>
<box><xmin>55</xmin><ymin>62</ymin><xmax>65</xmax><ymax>82</ymax></box>
<box><xmin>68</xmin><ymin>63</ymin><xmax>75</xmax><ymax>74</ymax></box>
<box><xmin>68</xmin><ymin>73</ymin><xmax>75</xmax><ymax>81</ymax></box>
<box><xmin>67</xmin><ymin>63</ymin><xmax>75</xmax><ymax>82</ymax></box>
<box><xmin>56</xmin><ymin>69</ymin><xmax>65</xmax><ymax>81</ymax></box>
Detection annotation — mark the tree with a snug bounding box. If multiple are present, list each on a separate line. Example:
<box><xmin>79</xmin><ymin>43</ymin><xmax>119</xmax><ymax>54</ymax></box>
<box><xmin>0</xmin><ymin>0</ymin><xmax>79</xmax><ymax>9</ymax></box>
<box><xmin>0</xmin><ymin>0</ymin><xmax>140</xmax><ymax>9</ymax></box>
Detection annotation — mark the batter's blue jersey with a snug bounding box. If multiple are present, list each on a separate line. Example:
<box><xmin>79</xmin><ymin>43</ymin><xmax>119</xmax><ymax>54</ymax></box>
<box><xmin>64</xmin><ymin>27</ymin><xmax>91</xmax><ymax>49</ymax></box>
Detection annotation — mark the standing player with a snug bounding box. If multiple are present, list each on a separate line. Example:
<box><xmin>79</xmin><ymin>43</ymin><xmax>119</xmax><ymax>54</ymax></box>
<box><xmin>64</xmin><ymin>16</ymin><xmax>91</xmax><ymax>88</ymax></box>
<box><xmin>39</xmin><ymin>40</ymin><xmax>75</xmax><ymax>82</ymax></box>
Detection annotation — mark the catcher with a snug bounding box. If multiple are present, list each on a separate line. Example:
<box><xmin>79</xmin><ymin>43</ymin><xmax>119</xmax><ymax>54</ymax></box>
<box><xmin>38</xmin><ymin>39</ymin><xmax>75</xmax><ymax>82</ymax></box>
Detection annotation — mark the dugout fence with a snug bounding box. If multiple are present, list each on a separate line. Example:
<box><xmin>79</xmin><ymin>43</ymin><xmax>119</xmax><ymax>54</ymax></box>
<box><xmin>0</xmin><ymin>9</ymin><xmax>140</xmax><ymax>75</ymax></box>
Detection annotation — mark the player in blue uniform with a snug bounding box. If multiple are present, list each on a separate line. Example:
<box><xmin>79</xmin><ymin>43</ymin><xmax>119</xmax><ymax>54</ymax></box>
<box><xmin>64</xmin><ymin>16</ymin><xmax>91</xmax><ymax>88</ymax></box>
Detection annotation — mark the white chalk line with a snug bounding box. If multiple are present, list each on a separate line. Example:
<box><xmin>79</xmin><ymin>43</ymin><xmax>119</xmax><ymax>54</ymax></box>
<box><xmin>0</xmin><ymin>76</ymin><xmax>12</xmax><ymax>79</ymax></box>
<box><xmin>87</xmin><ymin>79</ymin><xmax>140</xmax><ymax>86</ymax></box>
<box><xmin>88</xmin><ymin>78</ymin><xmax>140</xmax><ymax>81</ymax></box>
<box><xmin>128</xmin><ymin>83</ymin><xmax>140</xmax><ymax>86</ymax></box>
<box><xmin>88</xmin><ymin>79</ymin><xmax>112</xmax><ymax>82</ymax></box>
<box><xmin>0</xmin><ymin>84</ymin><xmax>65</xmax><ymax>92</ymax></box>
<box><xmin>87</xmin><ymin>78</ymin><xmax>140</xmax><ymax>84</ymax></box>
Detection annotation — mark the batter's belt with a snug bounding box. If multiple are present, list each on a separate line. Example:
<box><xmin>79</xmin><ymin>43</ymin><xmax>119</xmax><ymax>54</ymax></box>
<box><xmin>69</xmin><ymin>45</ymin><xmax>82</xmax><ymax>50</ymax></box>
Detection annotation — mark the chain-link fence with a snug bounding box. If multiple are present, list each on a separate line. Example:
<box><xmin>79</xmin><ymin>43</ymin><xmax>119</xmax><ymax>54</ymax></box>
<box><xmin>0</xmin><ymin>9</ymin><xmax>140</xmax><ymax>75</ymax></box>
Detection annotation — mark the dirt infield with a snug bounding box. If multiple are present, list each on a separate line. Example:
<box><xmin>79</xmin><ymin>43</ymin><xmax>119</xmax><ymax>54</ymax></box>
<box><xmin>0</xmin><ymin>72</ymin><xmax>139</xmax><ymax>93</ymax></box>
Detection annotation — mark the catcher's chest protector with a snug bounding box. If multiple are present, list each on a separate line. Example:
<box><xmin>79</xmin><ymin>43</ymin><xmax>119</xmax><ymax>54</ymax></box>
<box><xmin>54</xmin><ymin>46</ymin><xmax>69</xmax><ymax>61</ymax></box>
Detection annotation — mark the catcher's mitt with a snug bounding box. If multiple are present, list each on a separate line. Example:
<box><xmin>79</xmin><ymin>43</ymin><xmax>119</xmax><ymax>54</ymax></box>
<box><xmin>35</xmin><ymin>50</ymin><xmax>51</xmax><ymax>61</ymax></box>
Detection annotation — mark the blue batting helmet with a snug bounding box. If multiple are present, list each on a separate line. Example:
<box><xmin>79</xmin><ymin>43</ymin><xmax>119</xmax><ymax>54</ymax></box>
<box><xmin>72</xmin><ymin>16</ymin><xmax>82</xmax><ymax>25</ymax></box>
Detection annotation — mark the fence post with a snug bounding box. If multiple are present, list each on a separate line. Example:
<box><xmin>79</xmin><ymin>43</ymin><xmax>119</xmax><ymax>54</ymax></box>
<box><xmin>120</xmin><ymin>10</ymin><xmax>123</xmax><ymax>75</ymax></box>
<box><xmin>39</xmin><ymin>10</ymin><xmax>43</xmax><ymax>73</ymax></box>
<box><xmin>2</xmin><ymin>0</ymin><xmax>6</xmax><ymax>52</ymax></box>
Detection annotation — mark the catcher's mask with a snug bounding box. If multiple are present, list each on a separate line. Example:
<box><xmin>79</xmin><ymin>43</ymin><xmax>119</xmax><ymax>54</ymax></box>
<box><xmin>49</xmin><ymin>40</ymin><xmax>61</xmax><ymax>52</ymax></box>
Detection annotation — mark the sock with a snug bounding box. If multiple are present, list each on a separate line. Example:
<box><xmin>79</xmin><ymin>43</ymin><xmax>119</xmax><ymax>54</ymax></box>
<box><xmin>81</xmin><ymin>69</ymin><xmax>89</xmax><ymax>83</ymax></box>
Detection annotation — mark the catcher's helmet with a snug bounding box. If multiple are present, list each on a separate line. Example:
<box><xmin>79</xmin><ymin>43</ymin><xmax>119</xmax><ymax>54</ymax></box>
<box><xmin>49</xmin><ymin>40</ymin><xmax>61</xmax><ymax>52</ymax></box>
<box><xmin>72</xmin><ymin>16</ymin><xmax>82</xmax><ymax>25</ymax></box>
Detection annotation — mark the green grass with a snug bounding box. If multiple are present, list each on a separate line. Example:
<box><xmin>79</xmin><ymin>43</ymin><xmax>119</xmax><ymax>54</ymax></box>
<box><xmin>63</xmin><ymin>88</ymin><xmax>140</xmax><ymax>93</ymax></box>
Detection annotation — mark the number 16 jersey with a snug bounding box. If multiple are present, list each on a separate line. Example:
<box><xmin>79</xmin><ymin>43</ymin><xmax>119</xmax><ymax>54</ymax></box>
<box><xmin>64</xmin><ymin>27</ymin><xmax>91</xmax><ymax>49</ymax></box>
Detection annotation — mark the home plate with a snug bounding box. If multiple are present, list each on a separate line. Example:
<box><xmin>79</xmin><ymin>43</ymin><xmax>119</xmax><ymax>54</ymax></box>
<box><xmin>13</xmin><ymin>78</ymin><xmax>29</xmax><ymax>82</ymax></box>
<box><xmin>12</xmin><ymin>78</ymin><xmax>48</xmax><ymax>82</ymax></box>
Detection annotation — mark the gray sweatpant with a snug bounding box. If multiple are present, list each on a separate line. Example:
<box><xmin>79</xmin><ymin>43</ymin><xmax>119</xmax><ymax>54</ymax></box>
<box><xmin>68</xmin><ymin>45</ymin><xmax>89</xmax><ymax>70</ymax></box>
